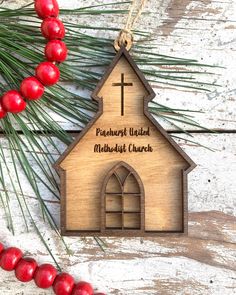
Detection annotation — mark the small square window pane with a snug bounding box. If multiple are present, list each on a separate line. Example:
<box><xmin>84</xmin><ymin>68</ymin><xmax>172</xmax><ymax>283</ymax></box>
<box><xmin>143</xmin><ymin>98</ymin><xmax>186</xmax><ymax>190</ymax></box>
<box><xmin>123</xmin><ymin>213</ymin><xmax>140</xmax><ymax>229</ymax></box>
<box><xmin>124</xmin><ymin>195</ymin><xmax>140</xmax><ymax>212</ymax></box>
<box><xmin>106</xmin><ymin>195</ymin><xmax>122</xmax><ymax>212</ymax></box>
<box><xmin>106</xmin><ymin>213</ymin><xmax>122</xmax><ymax>229</ymax></box>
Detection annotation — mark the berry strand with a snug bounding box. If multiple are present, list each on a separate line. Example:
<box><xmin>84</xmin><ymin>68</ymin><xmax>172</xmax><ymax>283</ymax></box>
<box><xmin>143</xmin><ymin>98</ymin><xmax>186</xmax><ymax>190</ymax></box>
<box><xmin>0</xmin><ymin>1</ymin><xmax>105</xmax><ymax>293</ymax></box>
<box><xmin>0</xmin><ymin>0</ymin><xmax>68</xmax><ymax>119</ymax></box>
<box><xmin>0</xmin><ymin>242</ymin><xmax>105</xmax><ymax>295</ymax></box>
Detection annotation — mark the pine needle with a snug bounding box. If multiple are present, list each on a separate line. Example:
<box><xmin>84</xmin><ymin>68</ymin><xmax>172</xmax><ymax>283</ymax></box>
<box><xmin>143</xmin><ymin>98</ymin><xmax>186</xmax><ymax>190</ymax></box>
<box><xmin>0</xmin><ymin>1</ymin><xmax>218</xmax><ymax>261</ymax></box>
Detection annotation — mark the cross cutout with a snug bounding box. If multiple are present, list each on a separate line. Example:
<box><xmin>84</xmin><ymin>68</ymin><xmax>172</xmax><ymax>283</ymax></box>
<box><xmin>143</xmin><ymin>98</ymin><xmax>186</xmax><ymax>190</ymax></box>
<box><xmin>112</xmin><ymin>73</ymin><xmax>133</xmax><ymax>116</ymax></box>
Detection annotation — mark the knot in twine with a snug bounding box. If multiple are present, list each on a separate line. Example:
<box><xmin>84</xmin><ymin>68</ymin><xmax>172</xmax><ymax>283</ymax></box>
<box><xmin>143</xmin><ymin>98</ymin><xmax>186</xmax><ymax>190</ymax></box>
<box><xmin>114</xmin><ymin>0</ymin><xmax>147</xmax><ymax>52</ymax></box>
<box><xmin>114</xmin><ymin>29</ymin><xmax>134</xmax><ymax>52</ymax></box>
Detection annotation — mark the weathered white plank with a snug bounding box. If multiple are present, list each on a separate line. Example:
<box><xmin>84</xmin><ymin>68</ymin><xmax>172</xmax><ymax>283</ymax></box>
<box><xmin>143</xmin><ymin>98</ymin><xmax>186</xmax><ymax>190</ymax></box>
<box><xmin>0</xmin><ymin>210</ymin><xmax>235</xmax><ymax>295</ymax></box>
<box><xmin>1</xmin><ymin>0</ymin><xmax>236</xmax><ymax>294</ymax></box>
<box><xmin>56</xmin><ymin>0</ymin><xmax>236</xmax><ymax>131</ymax></box>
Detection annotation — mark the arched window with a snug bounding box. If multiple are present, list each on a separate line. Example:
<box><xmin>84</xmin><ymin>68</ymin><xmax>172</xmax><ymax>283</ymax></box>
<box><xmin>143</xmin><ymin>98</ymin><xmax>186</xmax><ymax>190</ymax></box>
<box><xmin>101</xmin><ymin>162</ymin><xmax>144</xmax><ymax>232</ymax></box>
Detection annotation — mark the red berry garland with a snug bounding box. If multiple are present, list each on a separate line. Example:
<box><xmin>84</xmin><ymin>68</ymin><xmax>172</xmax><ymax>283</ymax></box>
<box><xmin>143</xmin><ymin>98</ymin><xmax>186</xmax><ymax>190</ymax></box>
<box><xmin>34</xmin><ymin>263</ymin><xmax>58</xmax><ymax>288</ymax></box>
<box><xmin>0</xmin><ymin>99</ymin><xmax>7</xmax><ymax>118</ymax></box>
<box><xmin>0</xmin><ymin>242</ymin><xmax>4</xmax><ymax>253</ymax></box>
<box><xmin>2</xmin><ymin>90</ymin><xmax>27</xmax><ymax>113</ymax></box>
<box><xmin>20</xmin><ymin>77</ymin><xmax>45</xmax><ymax>100</ymax></box>
<box><xmin>0</xmin><ymin>247</ymin><xmax>23</xmax><ymax>271</ymax></box>
<box><xmin>45</xmin><ymin>40</ymin><xmax>68</xmax><ymax>62</ymax></box>
<box><xmin>53</xmin><ymin>273</ymin><xmax>75</xmax><ymax>295</ymax></box>
<box><xmin>72</xmin><ymin>281</ymin><xmax>94</xmax><ymax>295</ymax></box>
<box><xmin>0</xmin><ymin>1</ymin><xmax>106</xmax><ymax>294</ymax></box>
<box><xmin>36</xmin><ymin>62</ymin><xmax>60</xmax><ymax>86</ymax></box>
<box><xmin>35</xmin><ymin>0</ymin><xmax>59</xmax><ymax>19</ymax></box>
<box><xmin>41</xmin><ymin>17</ymin><xmax>65</xmax><ymax>40</ymax></box>
<box><xmin>15</xmin><ymin>258</ymin><xmax>38</xmax><ymax>282</ymax></box>
<box><xmin>0</xmin><ymin>0</ymin><xmax>67</xmax><ymax>119</ymax></box>
<box><xmin>0</xmin><ymin>242</ymin><xmax>106</xmax><ymax>295</ymax></box>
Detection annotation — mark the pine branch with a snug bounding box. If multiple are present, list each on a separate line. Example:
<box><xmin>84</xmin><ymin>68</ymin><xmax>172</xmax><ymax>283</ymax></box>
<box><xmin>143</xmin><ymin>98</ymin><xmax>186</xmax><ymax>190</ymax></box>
<box><xmin>0</xmin><ymin>1</ymin><xmax>218</xmax><ymax>264</ymax></box>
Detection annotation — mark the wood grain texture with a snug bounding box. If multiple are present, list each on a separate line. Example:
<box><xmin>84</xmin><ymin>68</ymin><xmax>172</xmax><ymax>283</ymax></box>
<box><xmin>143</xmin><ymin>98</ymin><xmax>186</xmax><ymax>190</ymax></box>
<box><xmin>0</xmin><ymin>0</ymin><xmax>236</xmax><ymax>294</ymax></box>
<box><xmin>55</xmin><ymin>48</ymin><xmax>195</xmax><ymax>235</ymax></box>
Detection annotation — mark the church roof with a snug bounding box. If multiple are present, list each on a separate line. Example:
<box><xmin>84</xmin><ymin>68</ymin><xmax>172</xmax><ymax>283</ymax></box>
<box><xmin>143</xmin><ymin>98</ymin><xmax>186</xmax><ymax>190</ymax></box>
<box><xmin>54</xmin><ymin>47</ymin><xmax>196</xmax><ymax>172</ymax></box>
<box><xmin>91</xmin><ymin>46</ymin><xmax>155</xmax><ymax>102</ymax></box>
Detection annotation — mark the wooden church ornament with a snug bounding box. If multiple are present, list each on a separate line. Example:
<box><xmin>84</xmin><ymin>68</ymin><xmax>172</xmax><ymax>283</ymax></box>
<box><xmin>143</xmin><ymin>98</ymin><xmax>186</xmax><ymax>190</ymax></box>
<box><xmin>54</xmin><ymin>46</ymin><xmax>196</xmax><ymax>236</ymax></box>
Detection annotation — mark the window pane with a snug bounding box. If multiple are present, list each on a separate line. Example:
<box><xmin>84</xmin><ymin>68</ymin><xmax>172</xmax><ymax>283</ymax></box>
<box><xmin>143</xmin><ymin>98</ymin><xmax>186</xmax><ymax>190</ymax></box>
<box><xmin>123</xmin><ymin>213</ymin><xmax>141</xmax><ymax>229</ymax></box>
<box><xmin>105</xmin><ymin>173</ymin><xmax>122</xmax><ymax>193</ymax></box>
<box><xmin>106</xmin><ymin>213</ymin><xmax>122</xmax><ymax>229</ymax></box>
<box><xmin>123</xmin><ymin>194</ymin><xmax>140</xmax><ymax>212</ymax></box>
<box><xmin>106</xmin><ymin>195</ymin><xmax>122</xmax><ymax>212</ymax></box>
<box><xmin>123</xmin><ymin>174</ymin><xmax>140</xmax><ymax>193</ymax></box>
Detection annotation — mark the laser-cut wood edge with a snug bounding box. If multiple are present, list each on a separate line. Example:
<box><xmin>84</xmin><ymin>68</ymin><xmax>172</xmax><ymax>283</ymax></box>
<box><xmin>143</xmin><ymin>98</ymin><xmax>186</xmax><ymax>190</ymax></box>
<box><xmin>54</xmin><ymin>46</ymin><xmax>196</xmax><ymax>236</ymax></box>
<box><xmin>54</xmin><ymin>47</ymin><xmax>196</xmax><ymax>170</ymax></box>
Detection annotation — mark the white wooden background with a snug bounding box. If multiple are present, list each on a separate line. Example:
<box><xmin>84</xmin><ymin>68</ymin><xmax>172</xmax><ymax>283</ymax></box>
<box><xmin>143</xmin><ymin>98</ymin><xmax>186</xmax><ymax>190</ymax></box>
<box><xmin>0</xmin><ymin>0</ymin><xmax>236</xmax><ymax>294</ymax></box>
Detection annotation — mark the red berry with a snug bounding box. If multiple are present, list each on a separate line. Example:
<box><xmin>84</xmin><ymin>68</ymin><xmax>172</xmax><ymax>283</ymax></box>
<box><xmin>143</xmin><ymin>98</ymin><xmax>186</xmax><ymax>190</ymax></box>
<box><xmin>53</xmin><ymin>273</ymin><xmax>75</xmax><ymax>295</ymax></box>
<box><xmin>35</xmin><ymin>0</ymin><xmax>59</xmax><ymax>19</ymax></box>
<box><xmin>72</xmin><ymin>281</ymin><xmax>93</xmax><ymax>295</ymax></box>
<box><xmin>45</xmin><ymin>40</ymin><xmax>68</xmax><ymax>62</ymax></box>
<box><xmin>0</xmin><ymin>99</ymin><xmax>7</xmax><ymax>118</ymax></box>
<box><xmin>36</xmin><ymin>62</ymin><xmax>60</xmax><ymax>86</ymax></box>
<box><xmin>0</xmin><ymin>243</ymin><xmax>4</xmax><ymax>254</ymax></box>
<box><xmin>20</xmin><ymin>77</ymin><xmax>45</xmax><ymax>100</ymax></box>
<box><xmin>34</xmin><ymin>263</ymin><xmax>57</xmax><ymax>289</ymax></box>
<box><xmin>15</xmin><ymin>258</ymin><xmax>37</xmax><ymax>282</ymax></box>
<box><xmin>41</xmin><ymin>18</ymin><xmax>65</xmax><ymax>40</ymax></box>
<box><xmin>0</xmin><ymin>247</ymin><xmax>23</xmax><ymax>271</ymax></box>
<box><xmin>2</xmin><ymin>90</ymin><xmax>26</xmax><ymax>113</ymax></box>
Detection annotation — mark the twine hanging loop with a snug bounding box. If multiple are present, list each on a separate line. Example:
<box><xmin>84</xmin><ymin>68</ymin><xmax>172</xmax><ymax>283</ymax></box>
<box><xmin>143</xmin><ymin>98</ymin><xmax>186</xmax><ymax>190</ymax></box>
<box><xmin>114</xmin><ymin>29</ymin><xmax>133</xmax><ymax>52</ymax></box>
<box><xmin>114</xmin><ymin>0</ymin><xmax>147</xmax><ymax>51</ymax></box>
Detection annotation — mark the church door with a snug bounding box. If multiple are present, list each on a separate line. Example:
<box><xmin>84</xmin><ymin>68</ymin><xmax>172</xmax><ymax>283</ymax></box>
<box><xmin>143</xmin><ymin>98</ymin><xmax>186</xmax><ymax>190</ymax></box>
<box><xmin>101</xmin><ymin>162</ymin><xmax>144</xmax><ymax>233</ymax></box>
